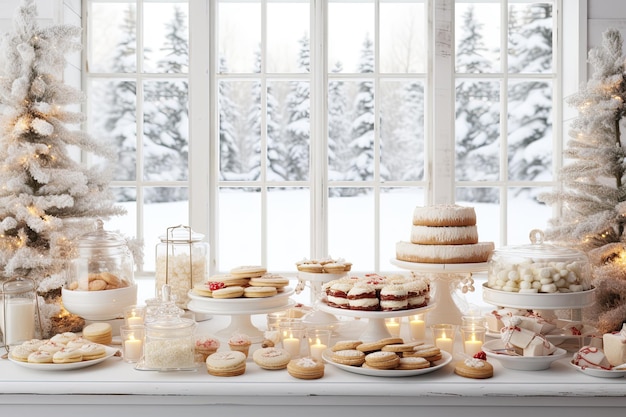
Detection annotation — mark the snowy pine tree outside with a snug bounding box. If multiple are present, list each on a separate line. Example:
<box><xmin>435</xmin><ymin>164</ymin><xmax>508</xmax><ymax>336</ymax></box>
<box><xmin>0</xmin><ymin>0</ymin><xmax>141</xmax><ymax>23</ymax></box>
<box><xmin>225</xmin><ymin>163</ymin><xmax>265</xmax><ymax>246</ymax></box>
<box><xmin>83</xmin><ymin>2</ymin><xmax>555</xmax><ymax>274</ymax></box>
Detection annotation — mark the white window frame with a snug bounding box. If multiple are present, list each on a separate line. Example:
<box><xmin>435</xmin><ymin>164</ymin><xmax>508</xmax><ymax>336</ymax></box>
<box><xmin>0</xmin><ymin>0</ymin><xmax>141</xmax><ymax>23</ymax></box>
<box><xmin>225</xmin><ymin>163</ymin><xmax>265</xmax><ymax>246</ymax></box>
<box><xmin>82</xmin><ymin>0</ymin><xmax>586</xmax><ymax>275</ymax></box>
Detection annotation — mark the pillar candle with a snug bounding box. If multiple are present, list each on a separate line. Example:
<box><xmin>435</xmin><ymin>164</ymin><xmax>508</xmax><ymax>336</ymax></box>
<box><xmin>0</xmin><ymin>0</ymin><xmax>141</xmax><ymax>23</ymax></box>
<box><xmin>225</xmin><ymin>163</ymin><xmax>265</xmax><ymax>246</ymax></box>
<box><xmin>409</xmin><ymin>319</ymin><xmax>426</xmax><ymax>340</ymax></box>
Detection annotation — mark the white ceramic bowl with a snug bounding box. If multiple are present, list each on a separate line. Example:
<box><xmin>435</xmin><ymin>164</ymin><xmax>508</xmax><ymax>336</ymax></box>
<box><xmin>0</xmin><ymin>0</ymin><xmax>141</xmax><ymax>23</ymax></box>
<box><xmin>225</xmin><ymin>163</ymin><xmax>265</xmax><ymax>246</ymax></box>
<box><xmin>62</xmin><ymin>284</ymin><xmax>138</xmax><ymax>320</ymax></box>
<box><xmin>482</xmin><ymin>339</ymin><xmax>567</xmax><ymax>371</ymax></box>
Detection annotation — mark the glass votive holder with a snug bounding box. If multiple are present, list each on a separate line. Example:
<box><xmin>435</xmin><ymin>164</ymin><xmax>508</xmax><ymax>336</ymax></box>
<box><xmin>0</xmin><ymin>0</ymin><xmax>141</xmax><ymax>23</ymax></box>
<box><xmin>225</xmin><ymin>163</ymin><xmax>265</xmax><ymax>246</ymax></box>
<box><xmin>306</xmin><ymin>328</ymin><xmax>332</xmax><ymax>361</ymax></box>
<box><xmin>461</xmin><ymin>315</ymin><xmax>486</xmax><ymax>329</ymax></box>
<box><xmin>279</xmin><ymin>321</ymin><xmax>307</xmax><ymax>358</ymax></box>
<box><xmin>460</xmin><ymin>325</ymin><xmax>486</xmax><ymax>357</ymax></box>
<box><xmin>124</xmin><ymin>305</ymin><xmax>146</xmax><ymax>326</ymax></box>
<box><xmin>385</xmin><ymin>317</ymin><xmax>401</xmax><ymax>337</ymax></box>
<box><xmin>408</xmin><ymin>314</ymin><xmax>426</xmax><ymax>341</ymax></box>
<box><xmin>431</xmin><ymin>323</ymin><xmax>457</xmax><ymax>354</ymax></box>
<box><xmin>120</xmin><ymin>325</ymin><xmax>145</xmax><ymax>363</ymax></box>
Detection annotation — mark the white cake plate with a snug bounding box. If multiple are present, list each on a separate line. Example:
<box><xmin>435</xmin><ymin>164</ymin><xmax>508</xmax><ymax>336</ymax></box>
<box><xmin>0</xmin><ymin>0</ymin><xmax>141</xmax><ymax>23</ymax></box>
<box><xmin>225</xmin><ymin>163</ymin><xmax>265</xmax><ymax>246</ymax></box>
<box><xmin>390</xmin><ymin>258</ymin><xmax>488</xmax><ymax>326</ymax></box>
<box><xmin>187</xmin><ymin>288</ymin><xmax>296</xmax><ymax>343</ymax></box>
<box><xmin>317</xmin><ymin>303</ymin><xmax>435</xmax><ymax>342</ymax></box>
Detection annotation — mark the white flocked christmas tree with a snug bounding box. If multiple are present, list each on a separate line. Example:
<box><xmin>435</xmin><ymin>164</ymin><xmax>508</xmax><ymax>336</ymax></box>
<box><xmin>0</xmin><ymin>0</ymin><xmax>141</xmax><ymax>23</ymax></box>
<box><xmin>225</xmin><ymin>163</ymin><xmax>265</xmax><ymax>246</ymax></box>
<box><xmin>539</xmin><ymin>28</ymin><xmax>626</xmax><ymax>333</ymax></box>
<box><xmin>0</xmin><ymin>0</ymin><xmax>124</xmax><ymax>332</ymax></box>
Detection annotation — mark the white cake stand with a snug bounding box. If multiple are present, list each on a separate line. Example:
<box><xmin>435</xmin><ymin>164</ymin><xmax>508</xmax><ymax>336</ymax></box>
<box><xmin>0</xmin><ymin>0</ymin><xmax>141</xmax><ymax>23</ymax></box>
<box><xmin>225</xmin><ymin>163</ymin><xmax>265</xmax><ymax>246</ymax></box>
<box><xmin>296</xmin><ymin>271</ymin><xmax>347</xmax><ymax>328</ymax></box>
<box><xmin>390</xmin><ymin>258</ymin><xmax>488</xmax><ymax>326</ymax></box>
<box><xmin>317</xmin><ymin>302</ymin><xmax>435</xmax><ymax>341</ymax></box>
<box><xmin>187</xmin><ymin>288</ymin><xmax>296</xmax><ymax>343</ymax></box>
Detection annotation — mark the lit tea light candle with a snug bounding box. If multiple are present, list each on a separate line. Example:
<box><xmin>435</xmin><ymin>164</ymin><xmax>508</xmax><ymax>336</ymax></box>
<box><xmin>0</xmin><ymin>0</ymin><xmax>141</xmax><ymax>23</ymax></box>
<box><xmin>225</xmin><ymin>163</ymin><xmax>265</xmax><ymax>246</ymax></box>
<box><xmin>435</xmin><ymin>330</ymin><xmax>454</xmax><ymax>354</ymax></box>
<box><xmin>464</xmin><ymin>333</ymin><xmax>483</xmax><ymax>356</ymax></box>
<box><xmin>126</xmin><ymin>313</ymin><xmax>143</xmax><ymax>326</ymax></box>
<box><xmin>385</xmin><ymin>318</ymin><xmax>401</xmax><ymax>336</ymax></box>
<box><xmin>309</xmin><ymin>337</ymin><xmax>327</xmax><ymax>361</ymax></box>
<box><xmin>282</xmin><ymin>333</ymin><xmax>301</xmax><ymax>358</ymax></box>
<box><xmin>124</xmin><ymin>335</ymin><xmax>143</xmax><ymax>362</ymax></box>
<box><xmin>409</xmin><ymin>317</ymin><xmax>426</xmax><ymax>341</ymax></box>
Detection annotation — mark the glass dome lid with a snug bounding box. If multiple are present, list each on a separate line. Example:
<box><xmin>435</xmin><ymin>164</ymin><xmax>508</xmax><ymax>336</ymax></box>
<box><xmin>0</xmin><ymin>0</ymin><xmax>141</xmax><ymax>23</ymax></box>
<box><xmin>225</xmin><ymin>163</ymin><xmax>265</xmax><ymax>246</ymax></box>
<box><xmin>77</xmin><ymin>219</ymin><xmax>127</xmax><ymax>248</ymax></box>
<box><xmin>490</xmin><ymin>229</ymin><xmax>588</xmax><ymax>261</ymax></box>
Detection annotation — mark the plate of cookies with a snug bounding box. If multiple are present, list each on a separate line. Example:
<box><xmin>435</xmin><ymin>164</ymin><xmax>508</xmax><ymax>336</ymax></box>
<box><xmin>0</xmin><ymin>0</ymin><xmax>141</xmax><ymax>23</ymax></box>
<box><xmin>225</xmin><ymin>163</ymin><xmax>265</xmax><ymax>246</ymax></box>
<box><xmin>322</xmin><ymin>337</ymin><xmax>452</xmax><ymax>377</ymax></box>
<box><xmin>8</xmin><ymin>342</ymin><xmax>118</xmax><ymax>371</ymax></box>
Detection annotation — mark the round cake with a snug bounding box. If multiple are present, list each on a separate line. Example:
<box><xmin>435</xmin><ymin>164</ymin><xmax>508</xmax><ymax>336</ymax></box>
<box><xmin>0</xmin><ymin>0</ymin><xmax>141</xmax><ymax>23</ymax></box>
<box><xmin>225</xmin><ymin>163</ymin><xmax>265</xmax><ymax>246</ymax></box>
<box><xmin>411</xmin><ymin>225</ymin><xmax>478</xmax><ymax>245</ymax></box>
<box><xmin>412</xmin><ymin>205</ymin><xmax>476</xmax><ymax>227</ymax></box>
<box><xmin>397</xmin><ymin>204</ymin><xmax>493</xmax><ymax>264</ymax></box>
<box><xmin>396</xmin><ymin>241</ymin><xmax>494</xmax><ymax>264</ymax></box>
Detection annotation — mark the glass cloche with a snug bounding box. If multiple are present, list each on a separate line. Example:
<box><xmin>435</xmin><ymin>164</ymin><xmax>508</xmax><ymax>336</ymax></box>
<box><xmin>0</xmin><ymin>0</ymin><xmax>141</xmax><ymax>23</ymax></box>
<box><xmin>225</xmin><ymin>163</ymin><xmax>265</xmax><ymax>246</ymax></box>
<box><xmin>486</xmin><ymin>229</ymin><xmax>592</xmax><ymax>294</ymax></box>
<box><xmin>62</xmin><ymin>219</ymin><xmax>137</xmax><ymax>320</ymax></box>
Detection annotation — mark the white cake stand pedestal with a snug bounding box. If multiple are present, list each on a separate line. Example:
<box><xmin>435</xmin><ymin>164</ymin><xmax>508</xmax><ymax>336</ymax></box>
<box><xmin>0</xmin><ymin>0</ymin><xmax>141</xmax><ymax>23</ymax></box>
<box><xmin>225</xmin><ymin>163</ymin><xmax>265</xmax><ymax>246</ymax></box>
<box><xmin>390</xmin><ymin>259</ymin><xmax>488</xmax><ymax>326</ymax></box>
<box><xmin>296</xmin><ymin>271</ymin><xmax>347</xmax><ymax>328</ymax></box>
<box><xmin>187</xmin><ymin>288</ymin><xmax>296</xmax><ymax>343</ymax></box>
<box><xmin>317</xmin><ymin>303</ymin><xmax>435</xmax><ymax>341</ymax></box>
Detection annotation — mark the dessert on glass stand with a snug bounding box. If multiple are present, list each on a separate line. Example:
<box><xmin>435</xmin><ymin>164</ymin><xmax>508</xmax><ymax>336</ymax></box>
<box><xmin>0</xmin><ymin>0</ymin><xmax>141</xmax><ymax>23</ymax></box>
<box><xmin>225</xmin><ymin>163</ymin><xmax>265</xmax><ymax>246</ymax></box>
<box><xmin>391</xmin><ymin>204</ymin><xmax>493</xmax><ymax>325</ymax></box>
<box><xmin>186</xmin><ymin>265</ymin><xmax>296</xmax><ymax>342</ymax></box>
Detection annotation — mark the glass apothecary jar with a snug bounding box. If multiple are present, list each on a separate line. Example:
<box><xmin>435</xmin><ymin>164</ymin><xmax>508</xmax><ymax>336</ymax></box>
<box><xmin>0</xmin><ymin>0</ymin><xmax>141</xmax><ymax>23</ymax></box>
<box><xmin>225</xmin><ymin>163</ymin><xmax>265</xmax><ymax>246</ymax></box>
<box><xmin>155</xmin><ymin>225</ymin><xmax>209</xmax><ymax>309</ymax></box>
<box><xmin>141</xmin><ymin>285</ymin><xmax>197</xmax><ymax>370</ymax></box>
<box><xmin>486</xmin><ymin>229</ymin><xmax>592</xmax><ymax>294</ymax></box>
<box><xmin>62</xmin><ymin>219</ymin><xmax>137</xmax><ymax>320</ymax></box>
<box><xmin>1</xmin><ymin>277</ymin><xmax>40</xmax><ymax>348</ymax></box>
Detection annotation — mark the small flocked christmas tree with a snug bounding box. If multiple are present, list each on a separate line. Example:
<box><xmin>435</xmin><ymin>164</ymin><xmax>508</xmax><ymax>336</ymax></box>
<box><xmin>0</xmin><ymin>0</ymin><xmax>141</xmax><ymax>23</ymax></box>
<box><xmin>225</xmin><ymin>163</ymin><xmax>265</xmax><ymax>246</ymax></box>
<box><xmin>539</xmin><ymin>28</ymin><xmax>626</xmax><ymax>333</ymax></box>
<box><xmin>0</xmin><ymin>1</ymin><xmax>124</xmax><ymax>333</ymax></box>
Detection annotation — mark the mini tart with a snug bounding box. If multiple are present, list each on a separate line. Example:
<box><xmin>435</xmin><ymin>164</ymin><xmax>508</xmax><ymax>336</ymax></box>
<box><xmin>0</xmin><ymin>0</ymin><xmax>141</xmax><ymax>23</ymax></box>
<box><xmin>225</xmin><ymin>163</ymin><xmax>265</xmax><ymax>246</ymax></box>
<box><xmin>454</xmin><ymin>358</ymin><xmax>493</xmax><ymax>379</ymax></box>
<box><xmin>287</xmin><ymin>357</ymin><xmax>325</xmax><ymax>380</ymax></box>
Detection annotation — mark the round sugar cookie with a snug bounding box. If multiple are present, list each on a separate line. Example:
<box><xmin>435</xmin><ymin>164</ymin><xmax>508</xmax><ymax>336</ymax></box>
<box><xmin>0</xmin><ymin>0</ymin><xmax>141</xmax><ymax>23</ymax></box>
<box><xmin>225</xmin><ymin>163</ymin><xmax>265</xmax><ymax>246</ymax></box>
<box><xmin>397</xmin><ymin>356</ymin><xmax>430</xmax><ymax>370</ymax></box>
<box><xmin>10</xmin><ymin>345</ymin><xmax>37</xmax><ymax>362</ymax></box>
<box><xmin>252</xmin><ymin>347</ymin><xmax>292</xmax><ymax>370</ymax></box>
<box><xmin>454</xmin><ymin>358</ymin><xmax>493</xmax><ymax>379</ymax></box>
<box><xmin>287</xmin><ymin>357</ymin><xmax>325</xmax><ymax>380</ymax></box>
<box><xmin>331</xmin><ymin>349</ymin><xmax>366</xmax><ymax>366</ymax></box>
<box><xmin>364</xmin><ymin>351</ymin><xmax>401</xmax><ymax>370</ymax></box>
<box><xmin>249</xmin><ymin>275</ymin><xmax>289</xmax><ymax>288</ymax></box>
<box><xmin>206</xmin><ymin>351</ymin><xmax>247</xmax><ymax>377</ymax></box>
<box><xmin>243</xmin><ymin>286</ymin><xmax>278</xmax><ymax>298</ymax></box>
<box><xmin>79</xmin><ymin>343</ymin><xmax>107</xmax><ymax>360</ymax></box>
<box><xmin>229</xmin><ymin>265</ymin><xmax>267</xmax><ymax>279</ymax></box>
<box><xmin>52</xmin><ymin>347</ymin><xmax>83</xmax><ymax>364</ymax></box>
<box><xmin>331</xmin><ymin>340</ymin><xmax>363</xmax><ymax>352</ymax></box>
<box><xmin>211</xmin><ymin>286</ymin><xmax>245</xmax><ymax>299</ymax></box>
<box><xmin>27</xmin><ymin>350</ymin><xmax>53</xmax><ymax>364</ymax></box>
<box><xmin>82</xmin><ymin>322</ymin><xmax>113</xmax><ymax>345</ymax></box>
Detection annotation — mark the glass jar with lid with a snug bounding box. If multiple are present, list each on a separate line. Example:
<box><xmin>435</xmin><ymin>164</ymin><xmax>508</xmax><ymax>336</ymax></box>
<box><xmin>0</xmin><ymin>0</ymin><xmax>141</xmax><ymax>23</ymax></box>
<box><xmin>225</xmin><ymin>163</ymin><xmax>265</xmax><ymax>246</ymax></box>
<box><xmin>155</xmin><ymin>225</ymin><xmax>209</xmax><ymax>309</ymax></box>
<box><xmin>1</xmin><ymin>277</ymin><xmax>40</xmax><ymax>348</ymax></box>
<box><xmin>487</xmin><ymin>229</ymin><xmax>593</xmax><ymax>294</ymax></box>
<box><xmin>62</xmin><ymin>219</ymin><xmax>136</xmax><ymax>320</ymax></box>
<box><xmin>142</xmin><ymin>285</ymin><xmax>197</xmax><ymax>370</ymax></box>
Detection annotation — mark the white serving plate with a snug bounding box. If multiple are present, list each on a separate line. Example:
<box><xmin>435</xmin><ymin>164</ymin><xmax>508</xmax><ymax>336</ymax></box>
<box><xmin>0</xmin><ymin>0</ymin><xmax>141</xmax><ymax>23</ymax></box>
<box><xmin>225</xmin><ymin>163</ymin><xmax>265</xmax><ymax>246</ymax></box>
<box><xmin>481</xmin><ymin>283</ymin><xmax>595</xmax><ymax>309</ymax></box>
<box><xmin>322</xmin><ymin>349</ymin><xmax>452</xmax><ymax>377</ymax></box>
<box><xmin>568</xmin><ymin>360</ymin><xmax>626</xmax><ymax>378</ymax></box>
<box><xmin>188</xmin><ymin>287</ymin><xmax>294</xmax><ymax>312</ymax></box>
<box><xmin>390</xmin><ymin>258</ymin><xmax>489</xmax><ymax>273</ymax></box>
<box><xmin>482</xmin><ymin>339</ymin><xmax>567</xmax><ymax>371</ymax></box>
<box><xmin>8</xmin><ymin>345</ymin><xmax>118</xmax><ymax>371</ymax></box>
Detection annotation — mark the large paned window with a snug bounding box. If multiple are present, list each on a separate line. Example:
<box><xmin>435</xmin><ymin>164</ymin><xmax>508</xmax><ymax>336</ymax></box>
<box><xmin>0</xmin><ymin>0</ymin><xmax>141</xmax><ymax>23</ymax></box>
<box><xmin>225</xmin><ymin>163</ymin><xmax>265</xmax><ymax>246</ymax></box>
<box><xmin>84</xmin><ymin>0</ymin><xmax>568</xmax><ymax>275</ymax></box>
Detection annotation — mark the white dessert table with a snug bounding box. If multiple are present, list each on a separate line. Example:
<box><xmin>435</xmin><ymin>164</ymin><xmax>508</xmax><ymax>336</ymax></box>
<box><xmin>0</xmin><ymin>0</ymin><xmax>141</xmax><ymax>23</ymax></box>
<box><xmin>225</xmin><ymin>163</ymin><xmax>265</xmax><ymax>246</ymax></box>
<box><xmin>1</xmin><ymin>313</ymin><xmax>625</xmax><ymax>417</ymax></box>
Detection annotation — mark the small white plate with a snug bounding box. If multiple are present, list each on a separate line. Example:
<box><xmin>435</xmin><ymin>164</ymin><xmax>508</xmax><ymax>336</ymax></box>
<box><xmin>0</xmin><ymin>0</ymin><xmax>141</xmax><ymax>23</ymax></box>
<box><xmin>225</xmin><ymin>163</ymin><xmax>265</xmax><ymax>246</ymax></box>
<box><xmin>8</xmin><ymin>345</ymin><xmax>118</xmax><ymax>371</ymax></box>
<box><xmin>322</xmin><ymin>349</ymin><xmax>452</xmax><ymax>377</ymax></box>
<box><xmin>482</xmin><ymin>339</ymin><xmax>567</xmax><ymax>371</ymax></box>
<box><xmin>568</xmin><ymin>360</ymin><xmax>626</xmax><ymax>378</ymax></box>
